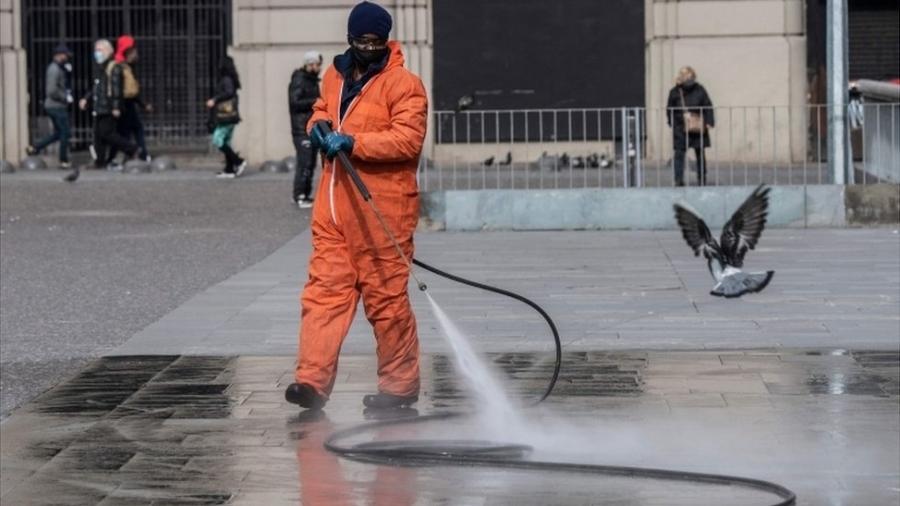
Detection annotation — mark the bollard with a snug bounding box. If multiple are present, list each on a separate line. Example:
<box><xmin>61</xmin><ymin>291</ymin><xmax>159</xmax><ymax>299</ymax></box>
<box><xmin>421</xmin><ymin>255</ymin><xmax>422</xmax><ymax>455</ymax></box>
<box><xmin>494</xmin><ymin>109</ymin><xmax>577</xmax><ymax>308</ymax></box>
<box><xmin>283</xmin><ymin>156</ymin><xmax>298</xmax><ymax>172</ymax></box>
<box><xmin>149</xmin><ymin>156</ymin><xmax>177</xmax><ymax>171</ymax></box>
<box><xmin>21</xmin><ymin>156</ymin><xmax>48</xmax><ymax>171</ymax></box>
<box><xmin>125</xmin><ymin>159</ymin><xmax>152</xmax><ymax>173</ymax></box>
<box><xmin>260</xmin><ymin>159</ymin><xmax>288</xmax><ymax>173</ymax></box>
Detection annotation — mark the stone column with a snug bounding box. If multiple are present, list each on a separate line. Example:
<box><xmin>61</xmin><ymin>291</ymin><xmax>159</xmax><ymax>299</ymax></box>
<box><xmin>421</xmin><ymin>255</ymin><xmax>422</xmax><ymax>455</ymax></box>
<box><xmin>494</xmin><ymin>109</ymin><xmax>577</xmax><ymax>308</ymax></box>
<box><xmin>0</xmin><ymin>0</ymin><xmax>28</xmax><ymax>164</ymax></box>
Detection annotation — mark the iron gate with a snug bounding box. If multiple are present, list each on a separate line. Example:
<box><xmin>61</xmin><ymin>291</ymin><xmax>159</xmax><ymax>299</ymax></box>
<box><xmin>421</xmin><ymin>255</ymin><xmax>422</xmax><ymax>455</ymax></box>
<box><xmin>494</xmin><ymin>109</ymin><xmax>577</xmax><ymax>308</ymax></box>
<box><xmin>23</xmin><ymin>0</ymin><xmax>231</xmax><ymax>150</ymax></box>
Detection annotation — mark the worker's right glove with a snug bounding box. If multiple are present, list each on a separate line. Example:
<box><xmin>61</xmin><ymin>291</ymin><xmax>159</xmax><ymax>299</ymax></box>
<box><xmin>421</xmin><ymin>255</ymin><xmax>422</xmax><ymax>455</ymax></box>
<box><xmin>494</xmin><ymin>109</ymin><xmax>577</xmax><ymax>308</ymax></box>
<box><xmin>323</xmin><ymin>132</ymin><xmax>355</xmax><ymax>160</ymax></box>
<box><xmin>310</xmin><ymin>123</ymin><xmax>327</xmax><ymax>153</ymax></box>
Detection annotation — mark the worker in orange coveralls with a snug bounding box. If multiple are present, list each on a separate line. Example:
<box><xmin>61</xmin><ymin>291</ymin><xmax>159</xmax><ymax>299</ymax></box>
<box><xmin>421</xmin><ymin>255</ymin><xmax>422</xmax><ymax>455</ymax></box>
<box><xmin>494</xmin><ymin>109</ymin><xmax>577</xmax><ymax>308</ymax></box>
<box><xmin>285</xmin><ymin>1</ymin><xmax>428</xmax><ymax>411</ymax></box>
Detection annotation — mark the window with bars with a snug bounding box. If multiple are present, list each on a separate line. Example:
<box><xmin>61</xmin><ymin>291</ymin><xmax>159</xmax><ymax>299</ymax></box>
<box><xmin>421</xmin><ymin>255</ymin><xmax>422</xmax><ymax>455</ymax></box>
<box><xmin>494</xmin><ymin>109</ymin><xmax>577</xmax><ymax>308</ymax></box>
<box><xmin>24</xmin><ymin>0</ymin><xmax>231</xmax><ymax>149</ymax></box>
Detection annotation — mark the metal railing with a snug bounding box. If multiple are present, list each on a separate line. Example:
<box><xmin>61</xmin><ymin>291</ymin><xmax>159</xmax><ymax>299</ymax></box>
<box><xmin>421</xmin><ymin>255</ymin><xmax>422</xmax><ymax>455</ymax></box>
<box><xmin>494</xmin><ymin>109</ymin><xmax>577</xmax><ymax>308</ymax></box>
<box><xmin>419</xmin><ymin>103</ymin><xmax>900</xmax><ymax>191</ymax></box>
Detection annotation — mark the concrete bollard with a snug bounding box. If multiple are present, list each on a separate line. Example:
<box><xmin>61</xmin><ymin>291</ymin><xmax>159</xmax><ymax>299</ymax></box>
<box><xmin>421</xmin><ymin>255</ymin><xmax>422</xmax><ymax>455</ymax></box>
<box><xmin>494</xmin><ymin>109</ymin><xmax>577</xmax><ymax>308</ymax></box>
<box><xmin>260</xmin><ymin>159</ymin><xmax>288</xmax><ymax>173</ymax></box>
<box><xmin>21</xmin><ymin>156</ymin><xmax>48</xmax><ymax>171</ymax></box>
<box><xmin>125</xmin><ymin>159</ymin><xmax>152</xmax><ymax>173</ymax></box>
<box><xmin>283</xmin><ymin>156</ymin><xmax>298</xmax><ymax>172</ymax></box>
<box><xmin>0</xmin><ymin>160</ymin><xmax>16</xmax><ymax>173</ymax></box>
<box><xmin>149</xmin><ymin>156</ymin><xmax>177</xmax><ymax>171</ymax></box>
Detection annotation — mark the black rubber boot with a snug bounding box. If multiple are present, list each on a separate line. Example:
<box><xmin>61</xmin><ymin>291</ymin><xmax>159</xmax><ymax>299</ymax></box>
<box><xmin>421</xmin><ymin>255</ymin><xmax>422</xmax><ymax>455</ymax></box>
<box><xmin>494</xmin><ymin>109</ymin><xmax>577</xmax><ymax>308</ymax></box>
<box><xmin>362</xmin><ymin>392</ymin><xmax>419</xmax><ymax>409</ymax></box>
<box><xmin>285</xmin><ymin>383</ymin><xmax>326</xmax><ymax>410</ymax></box>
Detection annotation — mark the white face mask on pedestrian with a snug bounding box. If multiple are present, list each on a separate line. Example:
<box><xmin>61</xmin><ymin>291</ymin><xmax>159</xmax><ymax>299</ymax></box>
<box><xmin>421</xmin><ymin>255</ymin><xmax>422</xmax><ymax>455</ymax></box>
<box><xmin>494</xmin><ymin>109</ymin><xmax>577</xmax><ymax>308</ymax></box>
<box><xmin>93</xmin><ymin>51</ymin><xmax>106</xmax><ymax>64</ymax></box>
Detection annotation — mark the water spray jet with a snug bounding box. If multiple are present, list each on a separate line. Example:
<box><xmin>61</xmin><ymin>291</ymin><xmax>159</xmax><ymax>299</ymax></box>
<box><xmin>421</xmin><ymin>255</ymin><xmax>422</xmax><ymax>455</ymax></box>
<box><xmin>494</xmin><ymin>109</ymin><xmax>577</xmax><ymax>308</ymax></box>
<box><xmin>313</xmin><ymin>121</ymin><xmax>797</xmax><ymax>505</ymax></box>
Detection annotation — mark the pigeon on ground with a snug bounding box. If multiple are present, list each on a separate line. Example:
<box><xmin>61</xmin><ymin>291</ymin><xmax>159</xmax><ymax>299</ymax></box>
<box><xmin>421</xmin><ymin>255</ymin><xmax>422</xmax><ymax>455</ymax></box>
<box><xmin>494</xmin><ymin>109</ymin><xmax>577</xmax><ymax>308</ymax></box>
<box><xmin>498</xmin><ymin>152</ymin><xmax>512</xmax><ymax>165</ymax></box>
<box><xmin>63</xmin><ymin>167</ymin><xmax>80</xmax><ymax>183</ymax></box>
<box><xmin>673</xmin><ymin>184</ymin><xmax>774</xmax><ymax>298</ymax></box>
<box><xmin>483</xmin><ymin>156</ymin><xmax>495</xmax><ymax>166</ymax></box>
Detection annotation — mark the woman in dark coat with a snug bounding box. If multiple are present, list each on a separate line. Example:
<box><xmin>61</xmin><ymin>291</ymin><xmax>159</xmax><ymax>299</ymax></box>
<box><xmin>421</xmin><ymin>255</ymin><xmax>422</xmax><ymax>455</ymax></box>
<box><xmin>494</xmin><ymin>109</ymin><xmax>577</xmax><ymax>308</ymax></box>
<box><xmin>206</xmin><ymin>56</ymin><xmax>247</xmax><ymax>178</ymax></box>
<box><xmin>667</xmin><ymin>66</ymin><xmax>714</xmax><ymax>186</ymax></box>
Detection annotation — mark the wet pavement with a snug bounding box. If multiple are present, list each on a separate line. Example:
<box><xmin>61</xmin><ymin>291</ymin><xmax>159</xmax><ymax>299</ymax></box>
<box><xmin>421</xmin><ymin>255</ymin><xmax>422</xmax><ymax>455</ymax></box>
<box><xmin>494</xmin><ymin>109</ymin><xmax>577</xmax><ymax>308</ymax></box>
<box><xmin>1</xmin><ymin>349</ymin><xmax>897</xmax><ymax>505</ymax></box>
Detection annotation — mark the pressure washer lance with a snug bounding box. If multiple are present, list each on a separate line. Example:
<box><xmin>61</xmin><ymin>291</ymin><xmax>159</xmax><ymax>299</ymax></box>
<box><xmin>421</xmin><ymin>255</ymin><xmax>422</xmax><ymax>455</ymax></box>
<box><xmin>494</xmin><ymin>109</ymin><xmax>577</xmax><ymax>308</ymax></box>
<box><xmin>314</xmin><ymin>121</ymin><xmax>427</xmax><ymax>292</ymax></box>
<box><xmin>314</xmin><ymin>120</ymin><xmax>561</xmax><ymax>404</ymax></box>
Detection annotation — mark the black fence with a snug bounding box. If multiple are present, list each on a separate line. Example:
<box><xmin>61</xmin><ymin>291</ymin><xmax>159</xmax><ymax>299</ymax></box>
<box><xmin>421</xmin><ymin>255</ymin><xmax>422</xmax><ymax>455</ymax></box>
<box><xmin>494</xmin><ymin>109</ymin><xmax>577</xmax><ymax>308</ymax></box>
<box><xmin>23</xmin><ymin>0</ymin><xmax>231</xmax><ymax>150</ymax></box>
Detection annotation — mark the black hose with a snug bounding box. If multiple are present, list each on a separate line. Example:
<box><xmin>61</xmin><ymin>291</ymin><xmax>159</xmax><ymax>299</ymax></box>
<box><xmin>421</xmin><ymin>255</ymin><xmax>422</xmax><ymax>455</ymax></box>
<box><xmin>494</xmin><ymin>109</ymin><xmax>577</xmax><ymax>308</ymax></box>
<box><xmin>321</xmin><ymin>259</ymin><xmax>796</xmax><ymax>505</ymax></box>
<box><xmin>325</xmin><ymin>412</ymin><xmax>796</xmax><ymax>506</ymax></box>
<box><xmin>412</xmin><ymin>258</ymin><xmax>561</xmax><ymax>404</ymax></box>
<box><xmin>310</xmin><ymin>124</ymin><xmax>796</xmax><ymax>503</ymax></box>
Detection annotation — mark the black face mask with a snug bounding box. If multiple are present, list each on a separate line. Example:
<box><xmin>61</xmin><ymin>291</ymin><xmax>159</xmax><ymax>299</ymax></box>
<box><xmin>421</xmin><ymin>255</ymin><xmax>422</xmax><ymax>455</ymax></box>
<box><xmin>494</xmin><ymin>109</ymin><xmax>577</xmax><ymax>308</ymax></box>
<box><xmin>350</xmin><ymin>46</ymin><xmax>388</xmax><ymax>68</ymax></box>
<box><xmin>682</xmin><ymin>78</ymin><xmax>696</xmax><ymax>88</ymax></box>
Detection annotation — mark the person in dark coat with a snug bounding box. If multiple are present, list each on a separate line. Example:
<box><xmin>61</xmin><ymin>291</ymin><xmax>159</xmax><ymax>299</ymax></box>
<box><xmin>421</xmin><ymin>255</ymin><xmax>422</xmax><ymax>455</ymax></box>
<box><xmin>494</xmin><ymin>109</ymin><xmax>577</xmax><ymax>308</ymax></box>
<box><xmin>288</xmin><ymin>50</ymin><xmax>323</xmax><ymax>208</ymax></box>
<box><xmin>666</xmin><ymin>66</ymin><xmax>714</xmax><ymax>186</ymax></box>
<box><xmin>27</xmin><ymin>43</ymin><xmax>74</xmax><ymax>169</ymax></box>
<box><xmin>206</xmin><ymin>56</ymin><xmax>247</xmax><ymax>178</ymax></box>
<box><xmin>76</xmin><ymin>38</ymin><xmax>138</xmax><ymax>181</ymax></box>
<box><xmin>109</xmin><ymin>35</ymin><xmax>152</xmax><ymax>162</ymax></box>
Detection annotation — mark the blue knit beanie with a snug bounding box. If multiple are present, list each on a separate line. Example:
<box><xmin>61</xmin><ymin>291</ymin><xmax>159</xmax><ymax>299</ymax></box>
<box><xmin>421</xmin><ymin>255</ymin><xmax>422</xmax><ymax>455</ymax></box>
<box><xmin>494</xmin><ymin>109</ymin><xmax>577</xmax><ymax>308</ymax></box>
<box><xmin>348</xmin><ymin>1</ymin><xmax>392</xmax><ymax>40</ymax></box>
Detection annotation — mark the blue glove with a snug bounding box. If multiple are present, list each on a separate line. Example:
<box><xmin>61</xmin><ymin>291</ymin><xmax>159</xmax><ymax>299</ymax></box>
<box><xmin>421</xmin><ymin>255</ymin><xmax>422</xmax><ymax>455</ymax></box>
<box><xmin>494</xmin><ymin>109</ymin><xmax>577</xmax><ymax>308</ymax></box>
<box><xmin>323</xmin><ymin>132</ymin><xmax>354</xmax><ymax>159</ymax></box>
<box><xmin>310</xmin><ymin>123</ymin><xmax>327</xmax><ymax>152</ymax></box>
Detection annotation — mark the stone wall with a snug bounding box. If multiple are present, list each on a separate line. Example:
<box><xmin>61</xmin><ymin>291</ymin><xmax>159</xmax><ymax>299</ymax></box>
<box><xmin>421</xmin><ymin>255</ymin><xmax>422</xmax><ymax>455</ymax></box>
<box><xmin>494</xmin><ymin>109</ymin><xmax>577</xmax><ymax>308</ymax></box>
<box><xmin>644</xmin><ymin>0</ymin><xmax>808</xmax><ymax>164</ymax></box>
<box><xmin>420</xmin><ymin>185</ymin><xmax>900</xmax><ymax>231</ymax></box>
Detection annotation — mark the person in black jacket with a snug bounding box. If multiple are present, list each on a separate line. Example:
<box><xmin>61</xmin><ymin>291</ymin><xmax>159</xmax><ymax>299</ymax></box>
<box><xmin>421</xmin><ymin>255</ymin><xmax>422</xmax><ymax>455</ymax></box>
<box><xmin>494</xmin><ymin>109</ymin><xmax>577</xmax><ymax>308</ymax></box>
<box><xmin>26</xmin><ymin>43</ymin><xmax>74</xmax><ymax>169</ymax></box>
<box><xmin>288</xmin><ymin>51</ymin><xmax>323</xmax><ymax>207</ymax></box>
<box><xmin>666</xmin><ymin>66</ymin><xmax>714</xmax><ymax>186</ymax></box>
<box><xmin>76</xmin><ymin>39</ymin><xmax>138</xmax><ymax>180</ymax></box>
<box><xmin>206</xmin><ymin>56</ymin><xmax>247</xmax><ymax>178</ymax></box>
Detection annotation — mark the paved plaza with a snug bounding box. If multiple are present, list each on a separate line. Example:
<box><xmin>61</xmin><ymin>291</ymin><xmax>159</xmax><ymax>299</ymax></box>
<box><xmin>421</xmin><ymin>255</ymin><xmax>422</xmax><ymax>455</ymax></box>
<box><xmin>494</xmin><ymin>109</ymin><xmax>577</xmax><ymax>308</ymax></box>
<box><xmin>2</xmin><ymin>173</ymin><xmax>899</xmax><ymax>505</ymax></box>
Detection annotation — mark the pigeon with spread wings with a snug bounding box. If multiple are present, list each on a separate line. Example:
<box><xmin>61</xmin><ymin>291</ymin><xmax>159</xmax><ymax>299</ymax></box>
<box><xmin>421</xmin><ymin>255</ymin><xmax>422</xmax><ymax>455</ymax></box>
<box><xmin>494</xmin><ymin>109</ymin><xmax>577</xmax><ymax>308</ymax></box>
<box><xmin>673</xmin><ymin>184</ymin><xmax>774</xmax><ymax>298</ymax></box>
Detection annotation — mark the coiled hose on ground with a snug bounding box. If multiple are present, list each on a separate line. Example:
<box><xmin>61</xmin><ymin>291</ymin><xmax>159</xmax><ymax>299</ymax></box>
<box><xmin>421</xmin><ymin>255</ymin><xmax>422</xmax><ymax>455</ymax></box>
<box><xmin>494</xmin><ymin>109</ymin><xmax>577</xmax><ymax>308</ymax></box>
<box><xmin>324</xmin><ymin>258</ymin><xmax>797</xmax><ymax>506</ymax></box>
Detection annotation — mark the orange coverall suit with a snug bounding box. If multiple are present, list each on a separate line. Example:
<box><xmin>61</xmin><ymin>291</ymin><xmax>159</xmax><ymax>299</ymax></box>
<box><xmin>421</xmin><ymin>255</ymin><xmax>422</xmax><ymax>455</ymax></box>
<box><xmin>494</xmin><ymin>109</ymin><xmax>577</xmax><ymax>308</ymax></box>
<box><xmin>295</xmin><ymin>41</ymin><xmax>428</xmax><ymax>399</ymax></box>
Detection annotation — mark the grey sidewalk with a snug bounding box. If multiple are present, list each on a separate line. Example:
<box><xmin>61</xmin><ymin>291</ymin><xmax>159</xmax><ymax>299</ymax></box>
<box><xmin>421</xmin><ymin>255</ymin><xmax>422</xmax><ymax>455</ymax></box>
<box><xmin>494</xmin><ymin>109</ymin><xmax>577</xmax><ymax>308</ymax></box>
<box><xmin>111</xmin><ymin>228</ymin><xmax>900</xmax><ymax>357</ymax></box>
<box><xmin>1</xmin><ymin>351</ymin><xmax>897</xmax><ymax>505</ymax></box>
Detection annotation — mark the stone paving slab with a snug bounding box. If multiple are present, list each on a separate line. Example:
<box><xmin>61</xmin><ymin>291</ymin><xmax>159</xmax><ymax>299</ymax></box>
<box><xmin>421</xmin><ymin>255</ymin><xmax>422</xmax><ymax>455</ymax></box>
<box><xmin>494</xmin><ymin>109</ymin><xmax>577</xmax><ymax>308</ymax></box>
<box><xmin>1</xmin><ymin>350</ymin><xmax>897</xmax><ymax>505</ymax></box>
<box><xmin>111</xmin><ymin>228</ymin><xmax>900</xmax><ymax>357</ymax></box>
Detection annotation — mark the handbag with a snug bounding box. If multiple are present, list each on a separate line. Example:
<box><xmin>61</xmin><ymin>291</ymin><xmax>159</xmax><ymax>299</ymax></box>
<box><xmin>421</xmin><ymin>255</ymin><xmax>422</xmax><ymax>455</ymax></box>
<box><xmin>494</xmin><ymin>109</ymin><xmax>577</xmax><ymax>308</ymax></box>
<box><xmin>679</xmin><ymin>88</ymin><xmax>704</xmax><ymax>134</ymax></box>
<box><xmin>215</xmin><ymin>98</ymin><xmax>240</xmax><ymax>124</ymax></box>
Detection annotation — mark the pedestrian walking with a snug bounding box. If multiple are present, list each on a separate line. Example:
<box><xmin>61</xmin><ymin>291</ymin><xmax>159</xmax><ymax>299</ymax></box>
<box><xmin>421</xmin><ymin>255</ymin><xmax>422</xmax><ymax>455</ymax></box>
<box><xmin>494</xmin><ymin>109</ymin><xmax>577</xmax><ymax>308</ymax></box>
<box><xmin>666</xmin><ymin>66</ymin><xmax>714</xmax><ymax>186</ymax></box>
<box><xmin>75</xmin><ymin>39</ymin><xmax>138</xmax><ymax>181</ymax></box>
<box><xmin>288</xmin><ymin>50</ymin><xmax>323</xmax><ymax>208</ymax></box>
<box><xmin>206</xmin><ymin>56</ymin><xmax>247</xmax><ymax>179</ymax></box>
<box><xmin>285</xmin><ymin>1</ymin><xmax>428</xmax><ymax>411</ymax></box>
<box><xmin>26</xmin><ymin>43</ymin><xmax>74</xmax><ymax>169</ymax></box>
<box><xmin>108</xmin><ymin>35</ymin><xmax>152</xmax><ymax>162</ymax></box>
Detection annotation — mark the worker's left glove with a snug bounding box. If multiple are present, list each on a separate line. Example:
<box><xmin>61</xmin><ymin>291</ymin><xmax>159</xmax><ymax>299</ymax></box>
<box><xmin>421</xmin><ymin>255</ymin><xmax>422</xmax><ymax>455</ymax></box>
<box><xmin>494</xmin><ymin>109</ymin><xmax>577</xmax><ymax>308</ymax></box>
<box><xmin>323</xmin><ymin>132</ymin><xmax>354</xmax><ymax>159</ymax></box>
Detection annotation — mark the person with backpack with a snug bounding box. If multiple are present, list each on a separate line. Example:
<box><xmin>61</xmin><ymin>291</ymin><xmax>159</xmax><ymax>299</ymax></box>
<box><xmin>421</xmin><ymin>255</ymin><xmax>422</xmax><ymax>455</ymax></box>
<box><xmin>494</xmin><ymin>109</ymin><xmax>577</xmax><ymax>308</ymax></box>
<box><xmin>206</xmin><ymin>56</ymin><xmax>247</xmax><ymax>179</ymax></box>
<box><xmin>288</xmin><ymin>50</ymin><xmax>323</xmax><ymax>208</ymax></box>
<box><xmin>75</xmin><ymin>38</ymin><xmax>138</xmax><ymax>181</ymax></box>
<box><xmin>108</xmin><ymin>35</ymin><xmax>152</xmax><ymax>162</ymax></box>
<box><xmin>26</xmin><ymin>43</ymin><xmax>74</xmax><ymax>169</ymax></box>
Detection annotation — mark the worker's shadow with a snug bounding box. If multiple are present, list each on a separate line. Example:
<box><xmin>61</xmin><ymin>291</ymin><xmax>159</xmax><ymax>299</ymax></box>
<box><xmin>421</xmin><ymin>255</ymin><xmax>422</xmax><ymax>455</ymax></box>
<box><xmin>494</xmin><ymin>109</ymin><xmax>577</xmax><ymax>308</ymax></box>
<box><xmin>290</xmin><ymin>409</ymin><xmax>418</xmax><ymax>506</ymax></box>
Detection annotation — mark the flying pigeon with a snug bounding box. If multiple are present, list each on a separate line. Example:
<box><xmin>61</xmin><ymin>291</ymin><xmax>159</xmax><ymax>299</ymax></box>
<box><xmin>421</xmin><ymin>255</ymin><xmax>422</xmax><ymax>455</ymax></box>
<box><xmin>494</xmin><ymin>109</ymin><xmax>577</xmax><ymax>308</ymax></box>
<box><xmin>673</xmin><ymin>184</ymin><xmax>774</xmax><ymax>298</ymax></box>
